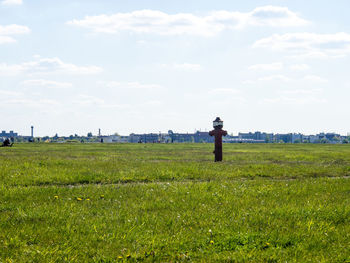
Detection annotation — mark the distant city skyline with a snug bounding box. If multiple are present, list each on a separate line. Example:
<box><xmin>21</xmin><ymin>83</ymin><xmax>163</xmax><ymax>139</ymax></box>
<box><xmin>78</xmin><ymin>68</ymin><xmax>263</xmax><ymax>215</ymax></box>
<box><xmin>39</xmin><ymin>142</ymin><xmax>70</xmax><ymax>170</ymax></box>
<box><xmin>1</xmin><ymin>127</ymin><xmax>349</xmax><ymax>138</ymax></box>
<box><xmin>2</xmin><ymin>128</ymin><xmax>348</xmax><ymax>145</ymax></box>
<box><xmin>1</xmin><ymin>0</ymin><xmax>350</xmax><ymax>136</ymax></box>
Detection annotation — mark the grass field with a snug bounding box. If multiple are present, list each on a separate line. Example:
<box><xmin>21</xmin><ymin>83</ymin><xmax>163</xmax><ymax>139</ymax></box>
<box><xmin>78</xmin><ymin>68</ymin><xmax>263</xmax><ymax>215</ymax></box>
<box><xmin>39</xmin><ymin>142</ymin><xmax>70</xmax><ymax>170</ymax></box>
<box><xmin>1</xmin><ymin>143</ymin><xmax>350</xmax><ymax>262</ymax></box>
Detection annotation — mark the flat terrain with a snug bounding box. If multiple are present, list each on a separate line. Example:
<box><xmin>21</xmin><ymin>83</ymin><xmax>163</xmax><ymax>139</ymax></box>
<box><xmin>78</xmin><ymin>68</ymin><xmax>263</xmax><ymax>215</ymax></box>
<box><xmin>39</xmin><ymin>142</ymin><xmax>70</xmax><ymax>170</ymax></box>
<box><xmin>1</xmin><ymin>143</ymin><xmax>350</xmax><ymax>262</ymax></box>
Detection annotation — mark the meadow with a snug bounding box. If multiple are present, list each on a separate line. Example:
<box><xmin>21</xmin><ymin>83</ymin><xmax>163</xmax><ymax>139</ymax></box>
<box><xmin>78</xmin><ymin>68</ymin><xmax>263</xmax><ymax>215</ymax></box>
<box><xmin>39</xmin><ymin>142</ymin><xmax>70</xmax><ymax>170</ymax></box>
<box><xmin>1</xmin><ymin>143</ymin><xmax>350</xmax><ymax>262</ymax></box>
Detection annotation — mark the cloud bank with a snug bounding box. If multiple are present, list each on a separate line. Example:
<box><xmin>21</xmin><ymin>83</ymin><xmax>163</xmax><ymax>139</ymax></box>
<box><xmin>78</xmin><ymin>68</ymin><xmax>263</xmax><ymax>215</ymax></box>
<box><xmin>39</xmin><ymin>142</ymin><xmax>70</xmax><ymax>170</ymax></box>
<box><xmin>21</xmin><ymin>79</ymin><xmax>73</xmax><ymax>89</ymax></box>
<box><xmin>0</xmin><ymin>24</ymin><xmax>30</xmax><ymax>44</ymax></box>
<box><xmin>1</xmin><ymin>0</ymin><xmax>22</xmax><ymax>6</ymax></box>
<box><xmin>249</xmin><ymin>62</ymin><xmax>283</xmax><ymax>71</ymax></box>
<box><xmin>254</xmin><ymin>32</ymin><xmax>350</xmax><ymax>58</ymax></box>
<box><xmin>0</xmin><ymin>56</ymin><xmax>102</xmax><ymax>76</ymax></box>
<box><xmin>105</xmin><ymin>81</ymin><xmax>163</xmax><ymax>90</ymax></box>
<box><xmin>67</xmin><ymin>6</ymin><xmax>308</xmax><ymax>37</ymax></box>
<box><xmin>161</xmin><ymin>63</ymin><xmax>202</xmax><ymax>71</ymax></box>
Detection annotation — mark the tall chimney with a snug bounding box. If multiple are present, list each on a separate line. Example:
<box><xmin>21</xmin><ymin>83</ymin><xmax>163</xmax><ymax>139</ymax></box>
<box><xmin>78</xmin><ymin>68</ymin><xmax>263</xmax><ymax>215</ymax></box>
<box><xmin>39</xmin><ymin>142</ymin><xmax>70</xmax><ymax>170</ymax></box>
<box><xmin>31</xmin><ymin>126</ymin><xmax>34</xmax><ymax>138</ymax></box>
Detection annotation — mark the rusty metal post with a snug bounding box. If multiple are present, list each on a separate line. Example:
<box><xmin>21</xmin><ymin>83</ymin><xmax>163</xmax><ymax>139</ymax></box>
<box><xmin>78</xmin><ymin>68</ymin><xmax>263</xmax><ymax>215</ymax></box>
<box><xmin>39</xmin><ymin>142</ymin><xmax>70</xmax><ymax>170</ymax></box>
<box><xmin>209</xmin><ymin>117</ymin><xmax>227</xmax><ymax>162</ymax></box>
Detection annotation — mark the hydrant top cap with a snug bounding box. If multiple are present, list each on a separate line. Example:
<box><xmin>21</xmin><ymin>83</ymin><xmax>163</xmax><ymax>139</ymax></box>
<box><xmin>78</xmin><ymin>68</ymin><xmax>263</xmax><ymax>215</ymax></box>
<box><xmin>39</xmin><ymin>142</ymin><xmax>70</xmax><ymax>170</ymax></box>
<box><xmin>213</xmin><ymin>117</ymin><xmax>223</xmax><ymax>128</ymax></box>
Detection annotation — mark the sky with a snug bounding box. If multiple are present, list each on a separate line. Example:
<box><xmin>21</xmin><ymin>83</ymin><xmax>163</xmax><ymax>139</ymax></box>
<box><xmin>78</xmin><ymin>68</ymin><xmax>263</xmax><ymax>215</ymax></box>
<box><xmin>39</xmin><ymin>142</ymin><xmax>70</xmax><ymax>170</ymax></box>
<box><xmin>1</xmin><ymin>0</ymin><xmax>350</xmax><ymax>136</ymax></box>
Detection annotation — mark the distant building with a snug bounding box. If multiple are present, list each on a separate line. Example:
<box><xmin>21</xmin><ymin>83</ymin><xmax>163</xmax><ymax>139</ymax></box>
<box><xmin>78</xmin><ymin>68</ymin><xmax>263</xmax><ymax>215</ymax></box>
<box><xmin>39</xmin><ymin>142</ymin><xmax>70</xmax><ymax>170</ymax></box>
<box><xmin>101</xmin><ymin>135</ymin><xmax>118</xmax><ymax>143</ymax></box>
<box><xmin>101</xmin><ymin>135</ymin><xmax>129</xmax><ymax>143</ymax></box>
<box><xmin>168</xmin><ymin>130</ymin><xmax>214</xmax><ymax>143</ymax></box>
<box><xmin>224</xmin><ymin>137</ymin><xmax>265</xmax><ymax>143</ymax></box>
<box><xmin>275</xmin><ymin>133</ymin><xmax>292</xmax><ymax>143</ymax></box>
<box><xmin>193</xmin><ymin>131</ymin><xmax>214</xmax><ymax>143</ymax></box>
<box><xmin>239</xmin><ymin>131</ymin><xmax>273</xmax><ymax>142</ymax></box>
<box><xmin>291</xmin><ymin>133</ymin><xmax>303</xmax><ymax>143</ymax></box>
<box><xmin>0</xmin><ymin>130</ymin><xmax>18</xmax><ymax>138</ymax></box>
<box><xmin>128</xmin><ymin>131</ymin><xmax>214</xmax><ymax>143</ymax></box>
<box><xmin>128</xmin><ymin>133</ymin><xmax>159</xmax><ymax>143</ymax></box>
<box><xmin>128</xmin><ymin>133</ymin><xmax>142</xmax><ymax>143</ymax></box>
<box><xmin>308</xmin><ymin>135</ymin><xmax>319</xmax><ymax>143</ymax></box>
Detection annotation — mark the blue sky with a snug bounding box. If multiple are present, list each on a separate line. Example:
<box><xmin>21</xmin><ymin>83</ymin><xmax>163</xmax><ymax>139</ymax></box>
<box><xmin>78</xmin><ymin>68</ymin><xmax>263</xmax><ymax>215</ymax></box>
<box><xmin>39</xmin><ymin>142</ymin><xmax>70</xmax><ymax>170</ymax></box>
<box><xmin>1</xmin><ymin>0</ymin><xmax>350</xmax><ymax>136</ymax></box>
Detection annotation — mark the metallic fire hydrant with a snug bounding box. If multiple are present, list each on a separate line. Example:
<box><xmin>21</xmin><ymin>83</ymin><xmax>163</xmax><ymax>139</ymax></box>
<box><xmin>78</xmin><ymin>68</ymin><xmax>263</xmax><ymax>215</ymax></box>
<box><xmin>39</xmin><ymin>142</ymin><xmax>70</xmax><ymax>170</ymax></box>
<box><xmin>209</xmin><ymin>117</ymin><xmax>227</xmax><ymax>162</ymax></box>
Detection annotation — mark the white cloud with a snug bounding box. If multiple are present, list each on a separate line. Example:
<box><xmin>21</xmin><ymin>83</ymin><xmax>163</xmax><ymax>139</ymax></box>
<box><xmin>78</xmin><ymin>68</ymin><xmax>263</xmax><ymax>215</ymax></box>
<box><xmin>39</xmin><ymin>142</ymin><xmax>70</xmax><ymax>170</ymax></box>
<box><xmin>21</xmin><ymin>79</ymin><xmax>73</xmax><ymax>89</ymax></box>
<box><xmin>162</xmin><ymin>63</ymin><xmax>202</xmax><ymax>71</ymax></box>
<box><xmin>73</xmin><ymin>95</ymin><xmax>105</xmax><ymax>106</ymax></box>
<box><xmin>0</xmin><ymin>24</ymin><xmax>30</xmax><ymax>43</ymax></box>
<box><xmin>73</xmin><ymin>94</ymin><xmax>130</xmax><ymax>109</ymax></box>
<box><xmin>0</xmin><ymin>63</ymin><xmax>25</xmax><ymax>76</ymax></box>
<box><xmin>209</xmin><ymin>88</ymin><xmax>239</xmax><ymax>94</ymax></box>
<box><xmin>303</xmin><ymin>75</ymin><xmax>328</xmax><ymax>83</ymax></box>
<box><xmin>105</xmin><ymin>81</ymin><xmax>163</xmax><ymax>90</ymax></box>
<box><xmin>0</xmin><ymin>87</ymin><xmax>62</xmax><ymax>109</ymax></box>
<box><xmin>262</xmin><ymin>96</ymin><xmax>326</xmax><ymax>105</ymax></box>
<box><xmin>144</xmin><ymin>100</ymin><xmax>163</xmax><ymax>106</ymax></box>
<box><xmin>67</xmin><ymin>6</ymin><xmax>308</xmax><ymax>37</ymax></box>
<box><xmin>0</xmin><ymin>90</ymin><xmax>22</xmax><ymax>96</ymax></box>
<box><xmin>245</xmin><ymin>74</ymin><xmax>327</xmax><ymax>84</ymax></box>
<box><xmin>258</xmin><ymin>74</ymin><xmax>290</xmax><ymax>82</ymax></box>
<box><xmin>1</xmin><ymin>98</ymin><xmax>59</xmax><ymax>108</ymax></box>
<box><xmin>0</xmin><ymin>35</ymin><xmax>16</xmax><ymax>44</ymax></box>
<box><xmin>213</xmin><ymin>96</ymin><xmax>247</xmax><ymax>105</ymax></box>
<box><xmin>241</xmin><ymin>80</ymin><xmax>255</xmax><ymax>85</ymax></box>
<box><xmin>1</xmin><ymin>0</ymin><xmax>22</xmax><ymax>6</ymax></box>
<box><xmin>253</xmin><ymin>32</ymin><xmax>350</xmax><ymax>58</ymax></box>
<box><xmin>248</xmin><ymin>62</ymin><xmax>283</xmax><ymax>71</ymax></box>
<box><xmin>0</xmin><ymin>57</ymin><xmax>102</xmax><ymax>76</ymax></box>
<box><xmin>290</xmin><ymin>64</ymin><xmax>310</xmax><ymax>71</ymax></box>
<box><xmin>240</xmin><ymin>6</ymin><xmax>308</xmax><ymax>27</ymax></box>
<box><xmin>0</xmin><ymin>24</ymin><xmax>29</xmax><ymax>35</ymax></box>
<box><xmin>280</xmin><ymin>88</ymin><xmax>323</xmax><ymax>95</ymax></box>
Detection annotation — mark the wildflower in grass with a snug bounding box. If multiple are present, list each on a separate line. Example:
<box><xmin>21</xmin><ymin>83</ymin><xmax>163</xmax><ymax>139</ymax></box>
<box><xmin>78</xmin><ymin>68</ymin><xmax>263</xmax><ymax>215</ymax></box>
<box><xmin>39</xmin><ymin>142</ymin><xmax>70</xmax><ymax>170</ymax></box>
<box><xmin>54</xmin><ymin>195</ymin><xmax>58</xmax><ymax>199</ymax></box>
<box><xmin>263</xmin><ymin>242</ymin><xmax>270</xmax><ymax>249</ymax></box>
<box><xmin>117</xmin><ymin>256</ymin><xmax>123</xmax><ymax>260</ymax></box>
<box><xmin>126</xmin><ymin>254</ymin><xmax>131</xmax><ymax>259</ymax></box>
<box><xmin>100</xmin><ymin>195</ymin><xmax>104</xmax><ymax>198</ymax></box>
<box><xmin>76</xmin><ymin>197</ymin><xmax>83</xmax><ymax>201</ymax></box>
<box><xmin>86</xmin><ymin>198</ymin><xmax>90</xmax><ymax>201</ymax></box>
<box><xmin>210</xmin><ymin>240</ymin><xmax>214</xmax><ymax>244</ymax></box>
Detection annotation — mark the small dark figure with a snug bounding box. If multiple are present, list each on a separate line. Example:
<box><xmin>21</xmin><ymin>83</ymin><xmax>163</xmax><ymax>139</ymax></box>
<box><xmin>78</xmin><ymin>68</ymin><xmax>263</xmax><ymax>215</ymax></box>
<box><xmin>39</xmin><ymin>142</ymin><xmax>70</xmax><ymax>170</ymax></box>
<box><xmin>1</xmin><ymin>138</ymin><xmax>13</xmax><ymax>147</ymax></box>
<box><xmin>209</xmin><ymin>117</ymin><xmax>227</xmax><ymax>162</ymax></box>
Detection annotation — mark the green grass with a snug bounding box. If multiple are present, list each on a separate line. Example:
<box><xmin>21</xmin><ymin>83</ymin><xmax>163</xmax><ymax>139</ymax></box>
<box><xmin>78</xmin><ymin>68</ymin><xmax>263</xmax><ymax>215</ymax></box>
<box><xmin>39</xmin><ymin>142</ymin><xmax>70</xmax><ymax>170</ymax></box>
<box><xmin>1</xmin><ymin>143</ymin><xmax>350</xmax><ymax>262</ymax></box>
